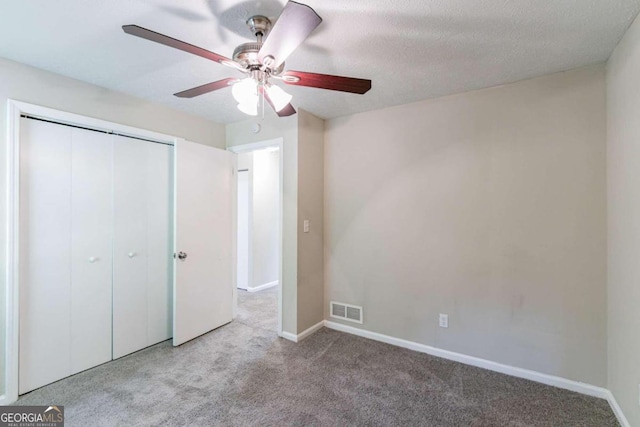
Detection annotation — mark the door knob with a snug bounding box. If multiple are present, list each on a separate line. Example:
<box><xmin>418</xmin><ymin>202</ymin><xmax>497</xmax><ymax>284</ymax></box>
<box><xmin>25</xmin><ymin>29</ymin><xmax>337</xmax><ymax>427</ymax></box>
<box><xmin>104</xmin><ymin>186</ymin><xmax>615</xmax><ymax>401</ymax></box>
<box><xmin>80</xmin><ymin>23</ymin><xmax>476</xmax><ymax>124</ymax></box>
<box><xmin>128</xmin><ymin>252</ymin><xmax>136</xmax><ymax>258</ymax></box>
<box><xmin>88</xmin><ymin>257</ymin><xmax>98</xmax><ymax>263</ymax></box>
<box><xmin>175</xmin><ymin>251</ymin><xmax>188</xmax><ymax>261</ymax></box>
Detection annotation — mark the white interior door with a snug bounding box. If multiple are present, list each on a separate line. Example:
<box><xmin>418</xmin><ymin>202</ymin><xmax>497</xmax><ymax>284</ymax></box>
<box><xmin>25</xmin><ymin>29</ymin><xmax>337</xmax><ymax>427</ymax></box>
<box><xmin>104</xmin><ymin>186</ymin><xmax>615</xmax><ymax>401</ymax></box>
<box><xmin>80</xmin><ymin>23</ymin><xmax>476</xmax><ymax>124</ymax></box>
<box><xmin>173</xmin><ymin>140</ymin><xmax>234</xmax><ymax>346</ymax></box>
<box><xmin>236</xmin><ymin>170</ymin><xmax>249</xmax><ymax>290</ymax></box>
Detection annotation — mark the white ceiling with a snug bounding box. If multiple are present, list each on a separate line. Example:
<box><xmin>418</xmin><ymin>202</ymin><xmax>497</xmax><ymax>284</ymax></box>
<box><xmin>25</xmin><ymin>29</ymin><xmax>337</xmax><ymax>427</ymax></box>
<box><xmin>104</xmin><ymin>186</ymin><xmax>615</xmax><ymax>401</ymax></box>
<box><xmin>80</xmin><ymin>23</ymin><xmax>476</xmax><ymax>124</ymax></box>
<box><xmin>1</xmin><ymin>0</ymin><xmax>639</xmax><ymax>124</ymax></box>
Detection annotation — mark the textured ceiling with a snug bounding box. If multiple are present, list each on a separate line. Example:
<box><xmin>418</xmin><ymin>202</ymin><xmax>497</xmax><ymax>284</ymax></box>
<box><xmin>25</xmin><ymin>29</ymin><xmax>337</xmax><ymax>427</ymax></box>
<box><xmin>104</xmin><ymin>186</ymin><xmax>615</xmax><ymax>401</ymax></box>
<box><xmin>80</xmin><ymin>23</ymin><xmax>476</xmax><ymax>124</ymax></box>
<box><xmin>1</xmin><ymin>0</ymin><xmax>639</xmax><ymax>124</ymax></box>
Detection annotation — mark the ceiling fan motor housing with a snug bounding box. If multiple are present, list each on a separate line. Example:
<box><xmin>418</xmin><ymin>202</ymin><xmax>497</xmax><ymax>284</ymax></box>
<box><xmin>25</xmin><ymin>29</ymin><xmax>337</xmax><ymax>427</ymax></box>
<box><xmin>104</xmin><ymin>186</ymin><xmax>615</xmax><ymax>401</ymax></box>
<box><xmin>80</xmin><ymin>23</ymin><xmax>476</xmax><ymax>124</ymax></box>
<box><xmin>232</xmin><ymin>42</ymin><xmax>262</xmax><ymax>67</ymax></box>
<box><xmin>232</xmin><ymin>42</ymin><xmax>284</xmax><ymax>75</ymax></box>
<box><xmin>232</xmin><ymin>15</ymin><xmax>284</xmax><ymax>75</ymax></box>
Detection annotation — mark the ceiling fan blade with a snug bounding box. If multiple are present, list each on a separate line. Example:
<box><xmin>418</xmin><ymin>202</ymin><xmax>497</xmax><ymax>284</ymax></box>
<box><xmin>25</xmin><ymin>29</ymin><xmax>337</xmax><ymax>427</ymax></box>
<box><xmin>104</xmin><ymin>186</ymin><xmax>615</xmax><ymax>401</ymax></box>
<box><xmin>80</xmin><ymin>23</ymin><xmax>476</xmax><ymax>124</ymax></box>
<box><xmin>275</xmin><ymin>103</ymin><xmax>297</xmax><ymax>117</ymax></box>
<box><xmin>282</xmin><ymin>71</ymin><xmax>372</xmax><ymax>94</ymax></box>
<box><xmin>258</xmin><ymin>1</ymin><xmax>322</xmax><ymax>68</ymax></box>
<box><xmin>122</xmin><ymin>25</ymin><xmax>232</xmax><ymax>64</ymax></box>
<box><xmin>174</xmin><ymin>78</ymin><xmax>239</xmax><ymax>98</ymax></box>
<box><xmin>261</xmin><ymin>87</ymin><xmax>297</xmax><ymax>117</ymax></box>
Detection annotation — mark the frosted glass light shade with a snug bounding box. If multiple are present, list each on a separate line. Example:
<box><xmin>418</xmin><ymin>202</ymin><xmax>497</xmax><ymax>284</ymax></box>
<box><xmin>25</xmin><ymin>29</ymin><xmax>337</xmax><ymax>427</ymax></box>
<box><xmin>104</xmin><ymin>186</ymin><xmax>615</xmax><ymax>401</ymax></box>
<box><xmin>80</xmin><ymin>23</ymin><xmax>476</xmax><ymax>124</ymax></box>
<box><xmin>232</xmin><ymin>77</ymin><xmax>259</xmax><ymax>116</ymax></box>
<box><xmin>237</xmin><ymin>101</ymin><xmax>258</xmax><ymax>116</ymax></box>
<box><xmin>265</xmin><ymin>84</ymin><xmax>292</xmax><ymax>112</ymax></box>
<box><xmin>232</xmin><ymin>78</ymin><xmax>258</xmax><ymax>104</ymax></box>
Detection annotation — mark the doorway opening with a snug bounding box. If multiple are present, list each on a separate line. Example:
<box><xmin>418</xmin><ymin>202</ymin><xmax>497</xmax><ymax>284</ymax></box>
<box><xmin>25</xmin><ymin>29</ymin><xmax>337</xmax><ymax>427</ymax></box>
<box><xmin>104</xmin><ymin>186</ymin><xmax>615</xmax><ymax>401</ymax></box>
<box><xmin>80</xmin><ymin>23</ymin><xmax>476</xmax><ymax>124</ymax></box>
<box><xmin>230</xmin><ymin>139</ymin><xmax>283</xmax><ymax>336</ymax></box>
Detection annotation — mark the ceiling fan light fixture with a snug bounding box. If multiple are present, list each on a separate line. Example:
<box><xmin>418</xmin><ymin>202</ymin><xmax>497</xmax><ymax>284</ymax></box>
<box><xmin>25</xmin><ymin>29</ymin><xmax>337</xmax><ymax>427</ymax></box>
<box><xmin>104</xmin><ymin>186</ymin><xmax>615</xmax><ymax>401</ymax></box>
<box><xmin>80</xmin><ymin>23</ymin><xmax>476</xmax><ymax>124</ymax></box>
<box><xmin>232</xmin><ymin>77</ymin><xmax>258</xmax><ymax>105</ymax></box>
<box><xmin>122</xmin><ymin>2</ymin><xmax>371</xmax><ymax>119</ymax></box>
<box><xmin>237</xmin><ymin>101</ymin><xmax>258</xmax><ymax>116</ymax></box>
<box><xmin>265</xmin><ymin>83</ymin><xmax>292</xmax><ymax>112</ymax></box>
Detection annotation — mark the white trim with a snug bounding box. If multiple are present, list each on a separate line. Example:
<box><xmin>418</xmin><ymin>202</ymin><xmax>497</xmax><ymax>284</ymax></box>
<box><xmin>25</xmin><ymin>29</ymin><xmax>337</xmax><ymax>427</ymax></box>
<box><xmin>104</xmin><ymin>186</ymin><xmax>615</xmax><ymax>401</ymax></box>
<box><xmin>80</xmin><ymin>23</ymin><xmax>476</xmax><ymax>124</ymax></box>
<box><xmin>9</xmin><ymin>100</ymin><xmax>177</xmax><ymax>144</ymax></box>
<box><xmin>323</xmin><ymin>320</ymin><xmax>610</xmax><ymax>399</ymax></box>
<box><xmin>227</xmin><ymin>138</ymin><xmax>284</xmax><ymax>338</ymax></box>
<box><xmin>280</xmin><ymin>320</ymin><xmax>324</xmax><ymax>343</ymax></box>
<box><xmin>0</xmin><ymin>394</ymin><xmax>9</xmax><ymax>406</ymax></box>
<box><xmin>5</xmin><ymin>100</ymin><xmax>22</xmax><ymax>405</ymax></box>
<box><xmin>297</xmin><ymin>321</ymin><xmax>324</xmax><ymax>342</ymax></box>
<box><xmin>5</xmin><ymin>99</ymin><xmax>181</xmax><ymax>404</ymax></box>
<box><xmin>247</xmin><ymin>280</ymin><xmax>279</xmax><ymax>293</ymax></box>
<box><xmin>231</xmin><ymin>154</ymin><xmax>238</xmax><ymax>318</ymax></box>
<box><xmin>281</xmin><ymin>331</ymin><xmax>297</xmax><ymax>342</ymax></box>
<box><xmin>171</xmin><ymin>137</ymin><xmax>185</xmax><ymax>347</ymax></box>
<box><xmin>604</xmin><ymin>390</ymin><xmax>631</xmax><ymax>427</ymax></box>
<box><xmin>227</xmin><ymin>139</ymin><xmax>283</xmax><ymax>154</ymax></box>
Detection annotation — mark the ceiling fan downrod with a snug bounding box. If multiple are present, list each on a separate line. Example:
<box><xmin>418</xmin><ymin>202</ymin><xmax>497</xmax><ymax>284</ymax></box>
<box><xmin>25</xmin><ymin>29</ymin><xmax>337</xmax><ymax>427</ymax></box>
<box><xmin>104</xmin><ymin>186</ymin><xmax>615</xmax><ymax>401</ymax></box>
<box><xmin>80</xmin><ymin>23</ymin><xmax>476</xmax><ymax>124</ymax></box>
<box><xmin>246</xmin><ymin>15</ymin><xmax>271</xmax><ymax>44</ymax></box>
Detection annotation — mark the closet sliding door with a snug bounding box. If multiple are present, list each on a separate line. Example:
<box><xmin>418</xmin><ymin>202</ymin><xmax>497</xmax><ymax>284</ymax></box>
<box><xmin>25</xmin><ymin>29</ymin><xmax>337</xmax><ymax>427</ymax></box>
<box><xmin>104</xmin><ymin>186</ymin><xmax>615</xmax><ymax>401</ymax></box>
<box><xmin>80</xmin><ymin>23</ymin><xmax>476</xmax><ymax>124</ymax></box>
<box><xmin>19</xmin><ymin>113</ymin><xmax>186</xmax><ymax>394</ymax></box>
<box><xmin>69</xmin><ymin>129</ymin><xmax>113</xmax><ymax>374</ymax></box>
<box><xmin>113</xmin><ymin>136</ymin><xmax>172</xmax><ymax>359</ymax></box>
<box><xmin>19</xmin><ymin>119</ymin><xmax>72</xmax><ymax>394</ymax></box>
<box><xmin>19</xmin><ymin>120</ymin><xmax>113</xmax><ymax>394</ymax></box>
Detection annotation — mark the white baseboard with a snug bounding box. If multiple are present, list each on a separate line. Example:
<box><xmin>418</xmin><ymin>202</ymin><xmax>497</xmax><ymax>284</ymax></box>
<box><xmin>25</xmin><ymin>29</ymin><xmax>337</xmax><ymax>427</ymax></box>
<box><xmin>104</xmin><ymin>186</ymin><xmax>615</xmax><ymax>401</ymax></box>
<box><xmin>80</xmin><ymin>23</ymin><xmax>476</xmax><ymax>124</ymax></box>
<box><xmin>604</xmin><ymin>390</ymin><xmax>631</xmax><ymax>427</ymax></box>
<box><xmin>297</xmin><ymin>321</ymin><xmax>325</xmax><ymax>342</ymax></box>
<box><xmin>247</xmin><ymin>280</ymin><xmax>279</xmax><ymax>293</ymax></box>
<box><xmin>280</xmin><ymin>320</ymin><xmax>324</xmax><ymax>343</ymax></box>
<box><xmin>323</xmin><ymin>320</ymin><xmax>610</xmax><ymax>399</ymax></box>
<box><xmin>0</xmin><ymin>394</ymin><xmax>12</xmax><ymax>406</ymax></box>
<box><xmin>281</xmin><ymin>331</ymin><xmax>297</xmax><ymax>342</ymax></box>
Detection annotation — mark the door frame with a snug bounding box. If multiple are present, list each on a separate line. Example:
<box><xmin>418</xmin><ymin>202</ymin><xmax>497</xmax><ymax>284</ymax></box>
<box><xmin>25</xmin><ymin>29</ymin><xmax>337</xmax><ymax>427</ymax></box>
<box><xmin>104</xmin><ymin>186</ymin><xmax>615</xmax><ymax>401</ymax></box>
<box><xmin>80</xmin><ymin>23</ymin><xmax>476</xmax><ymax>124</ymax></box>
<box><xmin>3</xmin><ymin>100</ymin><xmax>178</xmax><ymax>404</ymax></box>
<box><xmin>228</xmin><ymin>138</ymin><xmax>284</xmax><ymax>337</ymax></box>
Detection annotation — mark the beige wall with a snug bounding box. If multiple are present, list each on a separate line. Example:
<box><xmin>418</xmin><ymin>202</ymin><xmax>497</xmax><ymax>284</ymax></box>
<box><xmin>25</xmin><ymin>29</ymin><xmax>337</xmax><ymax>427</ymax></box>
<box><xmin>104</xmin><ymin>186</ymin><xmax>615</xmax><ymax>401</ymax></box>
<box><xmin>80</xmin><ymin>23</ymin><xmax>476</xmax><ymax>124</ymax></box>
<box><xmin>324</xmin><ymin>65</ymin><xmax>607</xmax><ymax>386</ymax></box>
<box><xmin>607</xmin><ymin>11</ymin><xmax>640</xmax><ymax>426</ymax></box>
<box><xmin>226</xmin><ymin>115</ymin><xmax>299</xmax><ymax>334</ymax></box>
<box><xmin>297</xmin><ymin>110</ymin><xmax>325</xmax><ymax>332</ymax></box>
<box><xmin>0</xmin><ymin>57</ymin><xmax>225</xmax><ymax>398</ymax></box>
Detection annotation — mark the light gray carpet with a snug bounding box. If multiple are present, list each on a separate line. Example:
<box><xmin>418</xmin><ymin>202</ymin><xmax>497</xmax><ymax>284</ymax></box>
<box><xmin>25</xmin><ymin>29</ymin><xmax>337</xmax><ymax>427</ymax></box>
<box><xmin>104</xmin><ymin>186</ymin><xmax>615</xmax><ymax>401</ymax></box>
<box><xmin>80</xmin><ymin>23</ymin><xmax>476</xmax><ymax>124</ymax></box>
<box><xmin>236</xmin><ymin>287</ymin><xmax>278</xmax><ymax>333</ymax></box>
<box><xmin>17</xmin><ymin>287</ymin><xmax>617</xmax><ymax>426</ymax></box>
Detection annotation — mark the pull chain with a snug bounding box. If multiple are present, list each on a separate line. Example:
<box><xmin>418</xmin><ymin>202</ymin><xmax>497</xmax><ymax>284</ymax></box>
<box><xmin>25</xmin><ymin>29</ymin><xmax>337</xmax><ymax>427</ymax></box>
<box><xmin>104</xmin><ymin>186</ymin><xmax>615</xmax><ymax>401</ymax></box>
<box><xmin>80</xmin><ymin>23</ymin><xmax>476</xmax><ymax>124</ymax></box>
<box><xmin>261</xmin><ymin>83</ymin><xmax>265</xmax><ymax>119</ymax></box>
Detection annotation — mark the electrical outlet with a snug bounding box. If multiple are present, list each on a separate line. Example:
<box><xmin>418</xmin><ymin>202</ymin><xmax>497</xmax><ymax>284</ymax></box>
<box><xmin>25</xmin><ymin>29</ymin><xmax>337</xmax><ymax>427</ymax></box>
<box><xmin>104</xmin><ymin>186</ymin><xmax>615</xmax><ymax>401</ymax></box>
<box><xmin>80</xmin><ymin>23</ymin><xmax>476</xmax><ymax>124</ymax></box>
<box><xmin>439</xmin><ymin>313</ymin><xmax>448</xmax><ymax>328</ymax></box>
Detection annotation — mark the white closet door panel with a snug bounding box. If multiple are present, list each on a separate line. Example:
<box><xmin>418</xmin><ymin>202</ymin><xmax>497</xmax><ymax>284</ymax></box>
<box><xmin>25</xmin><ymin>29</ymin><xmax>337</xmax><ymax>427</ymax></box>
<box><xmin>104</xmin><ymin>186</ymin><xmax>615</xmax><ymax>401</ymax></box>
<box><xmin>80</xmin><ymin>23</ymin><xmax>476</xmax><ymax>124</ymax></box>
<box><xmin>174</xmin><ymin>140</ymin><xmax>234</xmax><ymax>346</ymax></box>
<box><xmin>70</xmin><ymin>128</ymin><xmax>113</xmax><ymax>374</ymax></box>
<box><xmin>19</xmin><ymin>118</ymin><xmax>73</xmax><ymax>394</ymax></box>
<box><xmin>146</xmin><ymin>142</ymin><xmax>172</xmax><ymax>345</ymax></box>
<box><xmin>113</xmin><ymin>136</ymin><xmax>148</xmax><ymax>359</ymax></box>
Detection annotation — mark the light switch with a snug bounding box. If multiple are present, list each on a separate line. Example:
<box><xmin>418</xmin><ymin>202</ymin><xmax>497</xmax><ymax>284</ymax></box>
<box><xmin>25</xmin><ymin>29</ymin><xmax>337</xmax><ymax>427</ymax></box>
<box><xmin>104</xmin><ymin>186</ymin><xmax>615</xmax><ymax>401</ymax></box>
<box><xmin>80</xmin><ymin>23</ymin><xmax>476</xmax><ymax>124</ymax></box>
<box><xmin>439</xmin><ymin>314</ymin><xmax>448</xmax><ymax>328</ymax></box>
<box><xmin>303</xmin><ymin>220</ymin><xmax>310</xmax><ymax>233</ymax></box>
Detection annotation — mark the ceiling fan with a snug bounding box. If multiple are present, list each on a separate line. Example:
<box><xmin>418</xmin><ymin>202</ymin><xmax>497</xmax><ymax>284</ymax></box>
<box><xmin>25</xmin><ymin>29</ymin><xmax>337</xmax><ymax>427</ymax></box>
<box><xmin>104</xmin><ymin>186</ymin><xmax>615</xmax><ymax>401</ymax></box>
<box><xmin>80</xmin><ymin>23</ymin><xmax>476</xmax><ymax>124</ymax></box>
<box><xmin>122</xmin><ymin>1</ymin><xmax>372</xmax><ymax>117</ymax></box>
